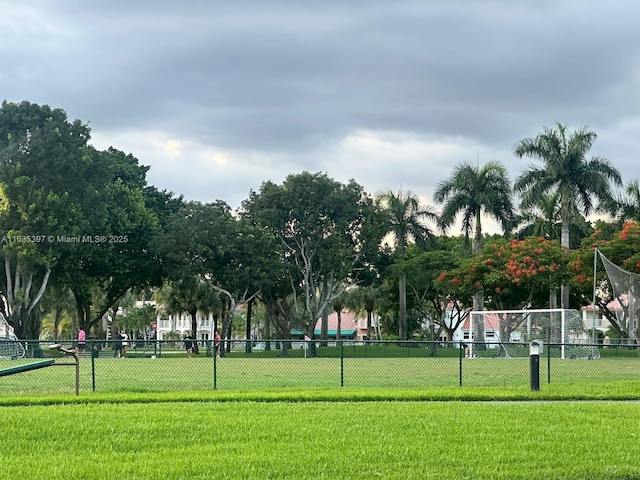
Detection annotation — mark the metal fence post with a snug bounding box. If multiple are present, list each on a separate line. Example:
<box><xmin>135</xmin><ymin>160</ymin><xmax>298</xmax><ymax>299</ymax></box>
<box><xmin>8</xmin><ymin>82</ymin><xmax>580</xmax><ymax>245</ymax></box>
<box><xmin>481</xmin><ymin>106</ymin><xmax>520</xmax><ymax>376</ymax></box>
<box><xmin>547</xmin><ymin>341</ymin><xmax>551</xmax><ymax>384</ymax></box>
<box><xmin>340</xmin><ymin>340</ymin><xmax>344</xmax><ymax>387</ymax></box>
<box><xmin>213</xmin><ymin>341</ymin><xmax>217</xmax><ymax>390</ymax></box>
<box><xmin>459</xmin><ymin>342</ymin><xmax>463</xmax><ymax>386</ymax></box>
<box><xmin>90</xmin><ymin>340</ymin><xmax>96</xmax><ymax>392</ymax></box>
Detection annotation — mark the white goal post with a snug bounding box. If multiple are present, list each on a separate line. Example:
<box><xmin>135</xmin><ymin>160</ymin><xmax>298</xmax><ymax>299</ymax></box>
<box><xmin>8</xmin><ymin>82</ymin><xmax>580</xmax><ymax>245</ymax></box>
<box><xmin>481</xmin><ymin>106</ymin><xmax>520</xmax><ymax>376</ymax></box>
<box><xmin>467</xmin><ymin>309</ymin><xmax>599</xmax><ymax>359</ymax></box>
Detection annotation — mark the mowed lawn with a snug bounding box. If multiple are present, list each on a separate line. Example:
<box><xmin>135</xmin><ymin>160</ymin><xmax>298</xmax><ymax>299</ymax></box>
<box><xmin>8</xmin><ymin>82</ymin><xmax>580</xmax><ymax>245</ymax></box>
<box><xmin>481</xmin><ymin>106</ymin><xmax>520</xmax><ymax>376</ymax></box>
<box><xmin>1</xmin><ymin>399</ymin><xmax>640</xmax><ymax>479</ymax></box>
<box><xmin>1</xmin><ymin>355</ymin><xmax>639</xmax><ymax>394</ymax></box>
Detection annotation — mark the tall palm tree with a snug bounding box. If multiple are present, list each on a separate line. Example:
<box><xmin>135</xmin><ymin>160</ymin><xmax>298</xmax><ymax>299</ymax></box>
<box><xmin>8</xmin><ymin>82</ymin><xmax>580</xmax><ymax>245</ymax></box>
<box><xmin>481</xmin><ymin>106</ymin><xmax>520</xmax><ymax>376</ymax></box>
<box><xmin>514</xmin><ymin>123</ymin><xmax>622</xmax><ymax>308</ymax></box>
<box><xmin>434</xmin><ymin>161</ymin><xmax>514</xmax><ymax>254</ymax></box>
<box><xmin>376</xmin><ymin>190</ymin><xmax>439</xmax><ymax>340</ymax></box>
<box><xmin>433</xmin><ymin>160</ymin><xmax>515</xmax><ymax>312</ymax></box>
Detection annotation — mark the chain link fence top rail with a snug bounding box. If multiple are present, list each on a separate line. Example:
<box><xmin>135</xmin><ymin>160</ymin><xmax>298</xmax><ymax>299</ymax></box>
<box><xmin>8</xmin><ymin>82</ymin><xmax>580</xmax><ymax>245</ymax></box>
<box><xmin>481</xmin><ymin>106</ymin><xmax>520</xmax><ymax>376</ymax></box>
<box><xmin>0</xmin><ymin>339</ymin><xmax>638</xmax><ymax>395</ymax></box>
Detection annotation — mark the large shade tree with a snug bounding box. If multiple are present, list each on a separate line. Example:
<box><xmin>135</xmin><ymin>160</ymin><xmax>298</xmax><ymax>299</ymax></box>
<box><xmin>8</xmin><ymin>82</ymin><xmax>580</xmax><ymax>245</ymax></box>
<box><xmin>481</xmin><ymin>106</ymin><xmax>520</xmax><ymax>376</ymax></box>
<box><xmin>400</xmin><ymin>246</ymin><xmax>461</xmax><ymax>351</ymax></box>
<box><xmin>377</xmin><ymin>190</ymin><xmax>438</xmax><ymax>340</ymax></box>
<box><xmin>56</xmin><ymin>147</ymin><xmax>164</xmax><ymax>334</ymax></box>
<box><xmin>242</xmin><ymin>172</ymin><xmax>382</xmax><ymax>345</ymax></box>
<box><xmin>514</xmin><ymin>123</ymin><xmax>622</xmax><ymax>308</ymax></box>
<box><xmin>0</xmin><ymin>101</ymin><xmax>94</xmax><ymax>338</ymax></box>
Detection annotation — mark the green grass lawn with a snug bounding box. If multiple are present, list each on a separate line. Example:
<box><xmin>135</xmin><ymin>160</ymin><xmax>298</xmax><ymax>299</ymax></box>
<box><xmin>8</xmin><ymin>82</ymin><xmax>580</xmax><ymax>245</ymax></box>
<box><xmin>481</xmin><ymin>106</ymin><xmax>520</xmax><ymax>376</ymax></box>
<box><xmin>1</xmin><ymin>398</ymin><xmax>639</xmax><ymax>479</ymax></box>
<box><xmin>2</xmin><ymin>351</ymin><xmax>640</xmax><ymax>479</ymax></box>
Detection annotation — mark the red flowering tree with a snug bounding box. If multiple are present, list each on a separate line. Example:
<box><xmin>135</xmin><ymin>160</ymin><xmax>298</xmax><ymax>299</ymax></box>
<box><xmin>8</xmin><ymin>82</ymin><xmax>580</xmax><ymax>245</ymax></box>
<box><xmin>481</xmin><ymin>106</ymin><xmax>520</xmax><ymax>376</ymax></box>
<box><xmin>437</xmin><ymin>237</ymin><xmax>570</xmax><ymax>341</ymax></box>
<box><xmin>450</xmin><ymin>237</ymin><xmax>570</xmax><ymax>308</ymax></box>
<box><xmin>439</xmin><ymin>237</ymin><xmax>570</xmax><ymax>338</ymax></box>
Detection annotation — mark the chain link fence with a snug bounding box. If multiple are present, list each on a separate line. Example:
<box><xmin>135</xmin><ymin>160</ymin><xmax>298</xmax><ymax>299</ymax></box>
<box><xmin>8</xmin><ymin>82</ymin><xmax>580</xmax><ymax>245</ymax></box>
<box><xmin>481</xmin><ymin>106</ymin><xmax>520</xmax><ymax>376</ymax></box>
<box><xmin>0</xmin><ymin>339</ymin><xmax>638</xmax><ymax>395</ymax></box>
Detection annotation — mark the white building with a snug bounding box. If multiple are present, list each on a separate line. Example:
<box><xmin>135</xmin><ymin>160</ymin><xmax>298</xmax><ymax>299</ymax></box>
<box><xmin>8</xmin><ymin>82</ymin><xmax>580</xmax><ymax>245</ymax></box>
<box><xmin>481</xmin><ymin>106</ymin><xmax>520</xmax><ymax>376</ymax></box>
<box><xmin>155</xmin><ymin>311</ymin><xmax>216</xmax><ymax>341</ymax></box>
<box><xmin>580</xmin><ymin>300</ymin><xmax>619</xmax><ymax>339</ymax></box>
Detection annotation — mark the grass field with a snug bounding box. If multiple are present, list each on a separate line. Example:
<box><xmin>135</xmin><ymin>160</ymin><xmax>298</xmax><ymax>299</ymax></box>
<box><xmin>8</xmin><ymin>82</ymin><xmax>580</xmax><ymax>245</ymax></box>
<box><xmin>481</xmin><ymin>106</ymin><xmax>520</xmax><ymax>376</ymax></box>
<box><xmin>2</xmin><ymin>349</ymin><xmax>640</xmax><ymax>479</ymax></box>
<box><xmin>1</xmin><ymin>354</ymin><xmax>639</xmax><ymax>395</ymax></box>
<box><xmin>1</xmin><ymin>395</ymin><xmax>639</xmax><ymax>479</ymax></box>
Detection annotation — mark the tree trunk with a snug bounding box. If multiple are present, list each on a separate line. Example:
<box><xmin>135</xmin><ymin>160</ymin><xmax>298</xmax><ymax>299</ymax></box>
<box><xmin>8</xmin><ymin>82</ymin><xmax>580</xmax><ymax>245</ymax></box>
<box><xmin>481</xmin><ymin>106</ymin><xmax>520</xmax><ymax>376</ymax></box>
<box><xmin>190</xmin><ymin>311</ymin><xmax>199</xmax><ymax>354</ymax></box>
<box><xmin>560</xmin><ymin>214</ymin><xmax>571</xmax><ymax>309</ymax></box>
<box><xmin>264</xmin><ymin>306</ymin><xmax>272</xmax><ymax>351</ymax></box>
<box><xmin>430</xmin><ymin>315</ymin><xmax>437</xmax><ymax>357</ymax></box>
<box><xmin>320</xmin><ymin>308</ymin><xmax>328</xmax><ymax>346</ymax></box>
<box><xmin>472</xmin><ymin>291</ymin><xmax>486</xmax><ymax>347</ymax></box>
<box><xmin>245</xmin><ymin>298</ymin><xmax>254</xmax><ymax>353</ymax></box>
<box><xmin>365</xmin><ymin>298</ymin><xmax>374</xmax><ymax>342</ymax></box>
<box><xmin>549</xmin><ymin>287</ymin><xmax>558</xmax><ymax>309</ymax></box>
<box><xmin>472</xmin><ymin>211</ymin><xmax>486</xmax><ymax>346</ymax></box>
<box><xmin>399</xmin><ymin>272</ymin><xmax>407</xmax><ymax>340</ymax></box>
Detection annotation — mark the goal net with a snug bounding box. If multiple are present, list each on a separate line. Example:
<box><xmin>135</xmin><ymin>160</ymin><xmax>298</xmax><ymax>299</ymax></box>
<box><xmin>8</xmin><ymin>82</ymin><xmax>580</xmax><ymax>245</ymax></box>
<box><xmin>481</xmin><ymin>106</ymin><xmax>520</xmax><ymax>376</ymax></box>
<box><xmin>598</xmin><ymin>250</ymin><xmax>640</xmax><ymax>344</ymax></box>
<box><xmin>468</xmin><ymin>309</ymin><xmax>599</xmax><ymax>359</ymax></box>
<box><xmin>0</xmin><ymin>312</ymin><xmax>25</xmax><ymax>359</ymax></box>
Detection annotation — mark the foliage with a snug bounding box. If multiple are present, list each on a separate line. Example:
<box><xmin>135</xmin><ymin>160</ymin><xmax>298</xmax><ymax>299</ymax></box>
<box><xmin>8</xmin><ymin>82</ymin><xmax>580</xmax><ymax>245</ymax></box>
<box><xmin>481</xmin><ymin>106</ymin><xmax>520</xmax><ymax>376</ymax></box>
<box><xmin>437</xmin><ymin>237</ymin><xmax>570</xmax><ymax>310</ymax></box>
<box><xmin>56</xmin><ymin>147</ymin><xmax>164</xmax><ymax>333</ymax></box>
<box><xmin>376</xmin><ymin>190</ymin><xmax>439</xmax><ymax>340</ymax></box>
<box><xmin>608</xmin><ymin>179</ymin><xmax>640</xmax><ymax>222</ymax></box>
<box><xmin>570</xmin><ymin>221</ymin><xmax>640</xmax><ymax>336</ymax></box>
<box><xmin>514</xmin><ymin>123</ymin><xmax>622</xmax><ymax>234</ymax></box>
<box><xmin>156</xmin><ymin>276</ymin><xmax>220</xmax><ymax>337</ymax></box>
<box><xmin>434</xmin><ymin>160</ymin><xmax>515</xmax><ymax>251</ymax></box>
<box><xmin>514</xmin><ymin>122</ymin><xmax>622</xmax><ymax>308</ymax></box>
<box><xmin>513</xmin><ymin>192</ymin><xmax>593</xmax><ymax>248</ymax></box>
<box><xmin>0</xmin><ymin>101</ymin><xmax>96</xmax><ymax>337</ymax></box>
<box><xmin>400</xmin><ymin>247</ymin><xmax>462</xmax><ymax>340</ymax></box>
<box><xmin>241</xmin><ymin>172</ymin><xmax>383</xmax><ymax>340</ymax></box>
<box><xmin>3</xmin><ymin>101</ymin><xmax>639</xmax><ymax>349</ymax></box>
<box><xmin>120</xmin><ymin>303</ymin><xmax>157</xmax><ymax>334</ymax></box>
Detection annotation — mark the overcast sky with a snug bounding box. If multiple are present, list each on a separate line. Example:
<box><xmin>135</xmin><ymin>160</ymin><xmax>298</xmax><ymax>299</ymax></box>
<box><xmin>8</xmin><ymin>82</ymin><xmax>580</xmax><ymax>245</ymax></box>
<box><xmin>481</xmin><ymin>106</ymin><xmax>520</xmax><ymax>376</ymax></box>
<box><xmin>2</xmin><ymin>1</ymin><xmax>639</xmax><ymax>230</ymax></box>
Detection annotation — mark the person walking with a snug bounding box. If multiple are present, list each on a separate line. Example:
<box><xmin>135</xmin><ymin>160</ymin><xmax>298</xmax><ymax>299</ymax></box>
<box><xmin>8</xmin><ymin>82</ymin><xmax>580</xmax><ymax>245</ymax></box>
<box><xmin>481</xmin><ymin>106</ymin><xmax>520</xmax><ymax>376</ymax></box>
<box><xmin>214</xmin><ymin>330</ymin><xmax>221</xmax><ymax>358</ymax></box>
<box><xmin>184</xmin><ymin>334</ymin><xmax>193</xmax><ymax>357</ymax></box>
<box><xmin>120</xmin><ymin>330</ymin><xmax>129</xmax><ymax>358</ymax></box>
<box><xmin>113</xmin><ymin>330</ymin><xmax>123</xmax><ymax>358</ymax></box>
<box><xmin>76</xmin><ymin>328</ymin><xmax>86</xmax><ymax>357</ymax></box>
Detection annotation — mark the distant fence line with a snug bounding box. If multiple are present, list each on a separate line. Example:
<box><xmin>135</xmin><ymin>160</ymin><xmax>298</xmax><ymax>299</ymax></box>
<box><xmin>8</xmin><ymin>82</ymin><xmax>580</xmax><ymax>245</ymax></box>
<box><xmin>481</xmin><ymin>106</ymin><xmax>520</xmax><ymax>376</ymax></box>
<box><xmin>0</xmin><ymin>339</ymin><xmax>638</xmax><ymax>395</ymax></box>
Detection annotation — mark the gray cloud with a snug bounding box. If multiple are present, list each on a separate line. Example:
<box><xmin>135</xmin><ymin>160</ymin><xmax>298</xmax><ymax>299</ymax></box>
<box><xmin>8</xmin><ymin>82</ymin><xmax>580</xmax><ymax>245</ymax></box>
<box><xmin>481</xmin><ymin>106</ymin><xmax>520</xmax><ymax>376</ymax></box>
<box><xmin>1</xmin><ymin>0</ymin><xmax>639</xmax><ymax>212</ymax></box>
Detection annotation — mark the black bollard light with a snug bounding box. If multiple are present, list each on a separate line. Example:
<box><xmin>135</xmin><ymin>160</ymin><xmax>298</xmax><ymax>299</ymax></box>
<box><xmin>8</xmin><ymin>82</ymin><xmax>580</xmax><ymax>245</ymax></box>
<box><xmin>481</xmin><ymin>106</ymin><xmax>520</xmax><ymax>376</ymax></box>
<box><xmin>529</xmin><ymin>340</ymin><xmax>541</xmax><ymax>392</ymax></box>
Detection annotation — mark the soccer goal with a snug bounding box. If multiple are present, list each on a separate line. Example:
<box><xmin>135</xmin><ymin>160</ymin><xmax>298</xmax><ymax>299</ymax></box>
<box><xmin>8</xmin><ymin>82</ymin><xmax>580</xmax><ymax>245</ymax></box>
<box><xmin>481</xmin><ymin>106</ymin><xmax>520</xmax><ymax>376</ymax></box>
<box><xmin>597</xmin><ymin>250</ymin><xmax>640</xmax><ymax>344</ymax></box>
<box><xmin>0</xmin><ymin>313</ymin><xmax>25</xmax><ymax>359</ymax></box>
<box><xmin>468</xmin><ymin>309</ymin><xmax>599</xmax><ymax>359</ymax></box>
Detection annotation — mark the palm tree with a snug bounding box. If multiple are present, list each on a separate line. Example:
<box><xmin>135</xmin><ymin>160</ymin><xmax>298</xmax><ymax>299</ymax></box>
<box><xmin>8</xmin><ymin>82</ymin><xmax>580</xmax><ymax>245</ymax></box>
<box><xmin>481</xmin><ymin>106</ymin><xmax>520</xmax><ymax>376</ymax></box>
<box><xmin>342</xmin><ymin>286</ymin><xmax>379</xmax><ymax>341</ymax></box>
<box><xmin>434</xmin><ymin>161</ymin><xmax>514</xmax><ymax>254</ymax></box>
<box><xmin>514</xmin><ymin>123</ymin><xmax>622</xmax><ymax>308</ymax></box>
<box><xmin>514</xmin><ymin>192</ymin><xmax>592</xmax><ymax>249</ymax></box>
<box><xmin>433</xmin><ymin>160</ymin><xmax>515</xmax><ymax>312</ymax></box>
<box><xmin>156</xmin><ymin>276</ymin><xmax>220</xmax><ymax>350</ymax></box>
<box><xmin>611</xmin><ymin>179</ymin><xmax>640</xmax><ymax>222</ymax></box>
<box><xmin>376</xmin><ymin>190</ymin><xmax>439</xmax><ymax>340</ymax></box>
